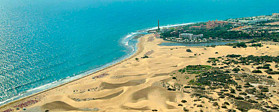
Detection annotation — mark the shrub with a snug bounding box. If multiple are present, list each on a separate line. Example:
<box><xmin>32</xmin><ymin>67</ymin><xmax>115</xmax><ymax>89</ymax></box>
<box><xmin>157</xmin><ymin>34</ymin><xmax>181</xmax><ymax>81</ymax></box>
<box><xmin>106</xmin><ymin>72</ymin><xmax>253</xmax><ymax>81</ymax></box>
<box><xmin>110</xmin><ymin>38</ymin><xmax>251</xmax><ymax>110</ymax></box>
<box><xmin>225</xmin><ymin>70</ymin><xmax>231</xmax><ymax>73</ymax></box>
<box><xmin>252</xmin><ymin>70</ymin><xmax>262</xmax><ymax>73</ymax></box>
<box><xmin>247</xmin><ymin>99</ymin><xmax>258</xmax><ymax>103</ymax></box>
<box><xmin>239</xmin><ymin>92</ymin><xmax>247</xmax><ymax>95</ymax></box>
<box><xmin>230</xmin><ymin>88</ymin><xmax>236</xmax><ymax>93</ymax></box>
<box><xmin>226</xmin><ymin>54</ymin><xmax>241</xmax><ymax>58</ymax></box>
<box><xmin>236</xmin><ymin>85</ymin><xmax>242</xmax><ymax>88</ymax></box>
<box><xmin>213</xmin><ymin>102</ymin><xmax>218</xmax><ymax>106</ymax></box>
<box><xmin>251</xmin><ymin>43</ymin><xmax>262</xmax><ymax>47</ymax></box>
<box><xmin>141</xmin><ymin>55</ymin><xmax>149</xmax><ymax>58</ymax></box>
<box><xmin>186</xmin><ymin>49</ymin><xmax>192</xmax><ymax>52</ymax></box>
<box><xmin>236</xmin><ymin>42</ymin><xmax>247</xmax><ymax>48</ymax></box>
<box><xmin>232</xmin><ymin>68</ymin><xmax>240</xmax><ymax>73</ymax></box>
<box><xmin>181</xmin><ymin>100</ymin><xmax>187</xmax><ymax>103</ymax></box>
<box><xmin>227</xmin><ymin>109</ymin><xmax>236</xmax><ymax>112</ymax></box>
<box><xmin>221</xmin><ymin>105</ymin><xmax>227</xmax><ymax>108</ymax></box>
<box><xmin>261</xmin><ymin>88</ymin><xmax>269</xmax><ymax>92</ymax></box>
<box><xmin>224</xmin><ymin>102</ymin><xmax>230</xmax><ymax>105</ymax></box>
<box><xmin>183</xmin><ymin>107</ymin><xmax>189</xmax><ymax>112</ymax></box>
<box><xmin>235</xmin><ymin>96</ymin><xmax>244</xmax><ymax>100</ymax></box>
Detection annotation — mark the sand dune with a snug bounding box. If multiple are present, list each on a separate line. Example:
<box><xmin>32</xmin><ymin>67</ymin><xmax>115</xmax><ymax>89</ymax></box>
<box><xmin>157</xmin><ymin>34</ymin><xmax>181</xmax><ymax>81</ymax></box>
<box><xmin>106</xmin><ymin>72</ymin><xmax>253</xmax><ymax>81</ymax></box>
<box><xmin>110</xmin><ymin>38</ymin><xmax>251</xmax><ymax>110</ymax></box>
<box><xmin>41</xmin><ymin>101</ymin><xmax>77</xmax><ymax>111</ymax></box>
<box><xmin>1</xmin><ymin>34</ymin><xmax>279</xmax><ymax>112</ymax></box>
<box><xmin>99</xmin><ymin>79</ymin><xmax>146</xmax><ymax>89</ymax></box>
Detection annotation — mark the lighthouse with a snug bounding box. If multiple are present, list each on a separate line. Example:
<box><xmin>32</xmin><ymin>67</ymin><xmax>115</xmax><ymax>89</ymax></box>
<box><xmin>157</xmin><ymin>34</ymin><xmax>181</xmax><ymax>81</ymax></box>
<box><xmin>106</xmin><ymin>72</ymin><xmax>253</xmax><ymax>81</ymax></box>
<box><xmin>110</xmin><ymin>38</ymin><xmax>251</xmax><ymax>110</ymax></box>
<box><xmin>157</xmin><ymin>20</ymin><xmax>160</xmax><ymax>31</ymax></box>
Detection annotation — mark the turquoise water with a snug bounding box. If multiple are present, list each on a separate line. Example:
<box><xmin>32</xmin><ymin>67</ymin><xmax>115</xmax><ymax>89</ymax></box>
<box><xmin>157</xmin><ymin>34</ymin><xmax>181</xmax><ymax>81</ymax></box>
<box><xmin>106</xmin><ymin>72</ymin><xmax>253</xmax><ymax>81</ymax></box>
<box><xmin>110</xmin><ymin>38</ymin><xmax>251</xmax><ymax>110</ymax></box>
<box><xmin>0</xmin><ymin>0</ymin><xmax>279</xmax><ymax>105</ymax></box>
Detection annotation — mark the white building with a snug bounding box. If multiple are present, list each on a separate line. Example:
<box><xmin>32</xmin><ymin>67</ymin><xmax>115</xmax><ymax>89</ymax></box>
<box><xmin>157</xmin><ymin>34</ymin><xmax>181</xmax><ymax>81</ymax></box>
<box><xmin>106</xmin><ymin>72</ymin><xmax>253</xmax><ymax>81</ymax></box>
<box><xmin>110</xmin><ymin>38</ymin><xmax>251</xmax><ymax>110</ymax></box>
<box><xmin>193</xmin><ymin>34</ymin><xmax>204</xmax><ymax>39</ymax></box>
<box><xmin>179</xmin><ymin>33</ymin><xmax>193</xmax><ymax>39</ymax></box>
<box><xmin>179</xmin><ymin>33</ymin><xmax>203</xmax><ymax>40</ymax></box>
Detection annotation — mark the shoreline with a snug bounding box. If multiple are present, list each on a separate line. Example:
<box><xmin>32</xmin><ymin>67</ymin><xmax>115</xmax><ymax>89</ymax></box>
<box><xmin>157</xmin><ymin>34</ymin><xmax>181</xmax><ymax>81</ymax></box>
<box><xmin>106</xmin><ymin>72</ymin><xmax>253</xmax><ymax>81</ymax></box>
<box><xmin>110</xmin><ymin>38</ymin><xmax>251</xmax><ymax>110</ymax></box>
<box><xmin>0</xmin><ymin>20</ymin><xmax>263</xmax><ymax>110</ymax></box>
<box><xmin>0</xmin><ymin>22</ymin><xmax>194</xmax><ymax>107</ymax></box>
<box><xmin>1</xmin><ymin>33</ymin><xmax>278</xmax><ymax>112</ymax></box>
<box><xmin>0</xmin><ymin>34</ymin><xmax>146</xmax><ymax>110</ymax></box>
<box><xmin>0</xmin><ymin>21</ymin><xmax>194</xmax><ymax>109</ymax></box>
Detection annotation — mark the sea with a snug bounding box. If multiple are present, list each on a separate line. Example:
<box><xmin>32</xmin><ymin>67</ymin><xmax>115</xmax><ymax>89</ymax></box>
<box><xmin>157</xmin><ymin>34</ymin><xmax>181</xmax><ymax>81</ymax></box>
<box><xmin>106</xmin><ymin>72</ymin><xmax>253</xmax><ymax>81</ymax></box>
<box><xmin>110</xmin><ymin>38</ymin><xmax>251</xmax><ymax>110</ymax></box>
<box><xmin>0</xmin><ymin>0</ymin><xmax>279</xmax><ymax>105</ymax></box>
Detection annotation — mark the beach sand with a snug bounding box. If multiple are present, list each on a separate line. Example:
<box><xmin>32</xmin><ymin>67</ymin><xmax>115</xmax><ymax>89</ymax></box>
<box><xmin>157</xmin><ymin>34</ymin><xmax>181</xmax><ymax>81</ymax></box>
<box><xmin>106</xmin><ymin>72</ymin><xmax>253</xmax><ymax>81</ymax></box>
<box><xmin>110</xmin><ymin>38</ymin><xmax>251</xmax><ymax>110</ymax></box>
<box><xmin>1</xmin><ymin>34</ymin><xmax>279</xmax><ymax>112</ymax></box>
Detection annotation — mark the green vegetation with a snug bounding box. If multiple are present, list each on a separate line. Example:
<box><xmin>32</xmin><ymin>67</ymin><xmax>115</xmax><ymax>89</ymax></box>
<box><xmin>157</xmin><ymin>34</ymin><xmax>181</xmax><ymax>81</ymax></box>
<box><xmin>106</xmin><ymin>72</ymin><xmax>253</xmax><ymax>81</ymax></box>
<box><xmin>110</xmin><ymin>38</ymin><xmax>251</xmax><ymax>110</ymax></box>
<box><xmin>179</xmin><ymin>65</ymin><xmax>212</xmax><ymax>74</ymax></box>
<box><xmin>207</xmin><ymin>58</ymin><xmax>219</xmax><ymax>64</ymax></box>
<box><xmin>186</xmin><ymin>49</ymin><xmax>192</xmax><ymax>52</ymax></box>
<box><xmin>184</xmin><ymin>65</ymin><xmax>212</xmax><ymax>74</ymax></box>
<box><xmin>167</xmin><ymin>53</ymin><xmax>278</xmax><ymax>112</ymax></box>
<box><xmin>235</xmin><ymin>101</ymin><xmax>262</xmax><ymax>112</ymax></box>
<box><xmin>239</xmin><ymin>55</ymin><xmax>279</xmax><ymax>64</ymax></box>
<box><xmin>265</xmin><ymin>70</ymin><xmax>279</xmax><ymax>74</ymax></box>
<box><xmin>256</xmin><ymin>64</ymin><xmax>271</xmax><ymax>69</ymax></box>
<box><xmin>232</xmin><ymin>68</ymin><xmax>241</xmax><ymax>73</ymax></box>
<box><xmin>252</xmin><ymin>70</ymin><xmax>262</xmax><ymax>73</ymax></box>
<box><xmin>208</xmin><ymin>54</ymin><xmax>279</xmax><ymax>75</ymax></box>
<box><xmin>250</xmin><ymin>43</ymin><xmax>263</xmax><ymax>47</ymax></box>
<box><xmin>160</xmin><ymin>23</ymin><xmax>251</xmax><ymax>40</ymax></box>
<box><xmin>186</xmin><ymin>65</ymin><xmax>212</xmax><ymax>70</ymax></box>
<box><xmin>141</xmin><ymin>55</ymin><xmax>149</xmax><ymax>58</ymax></box>
<box><xmin>250</xmin><ymin>34</ymin><xmax>279</xmax><ymax>42</ymax></box>
<box><xmin>159</xmin><ymin>14</ymin><xmax>279</xmax><ymax>46</ymax></box>
<box><xmin>190</xmin><ymin>70</ymin><xmax>237</xmax><ymax>86</ymax></box>
<box><xmin>226</xmin><ymin>54</ymin><xmax>241</xmax><ymax>58</ymax></box>
<box><xmin>226</xmin><ymin>42</ymin><xmax>247</xmax><ymax>48</ymax></box>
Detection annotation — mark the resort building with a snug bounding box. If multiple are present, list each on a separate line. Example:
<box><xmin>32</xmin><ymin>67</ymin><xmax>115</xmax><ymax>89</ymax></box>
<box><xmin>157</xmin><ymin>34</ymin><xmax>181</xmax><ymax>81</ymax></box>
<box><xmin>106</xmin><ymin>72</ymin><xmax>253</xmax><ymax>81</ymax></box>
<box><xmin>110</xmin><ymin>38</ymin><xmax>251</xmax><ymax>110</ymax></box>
<box><xmin>190</xmin><ymin>20</ymin><xmax>229</xmax><ymax>29</ymax></box>
<box><xmin>179</xmin><ymin>33</ymin><xmax>193</xmax><ymax>39</ymax></box>
<box><xmin>178</xmin><ymin>33</ymin><xmax>205</xmax><ymax>42</ymax></box>
<box><xmin>206</xmin><ymin>20</ymin><xmax>228</xmax><ymax>29</ymax></box>
<box><xmin>193</xmin><ymin>34</ymin><xmax>204</xmax><ymax>39</ymax></box>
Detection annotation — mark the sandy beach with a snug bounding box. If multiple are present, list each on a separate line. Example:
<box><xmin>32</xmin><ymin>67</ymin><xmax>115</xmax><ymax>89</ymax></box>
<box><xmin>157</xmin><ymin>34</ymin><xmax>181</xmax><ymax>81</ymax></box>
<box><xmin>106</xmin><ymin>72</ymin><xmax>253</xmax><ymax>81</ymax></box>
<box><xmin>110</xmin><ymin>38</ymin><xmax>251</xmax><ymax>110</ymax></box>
<box><xmin>1</xmin><ymin>34</ymin><xmax>279</xmax><ymax>112</ymax></box>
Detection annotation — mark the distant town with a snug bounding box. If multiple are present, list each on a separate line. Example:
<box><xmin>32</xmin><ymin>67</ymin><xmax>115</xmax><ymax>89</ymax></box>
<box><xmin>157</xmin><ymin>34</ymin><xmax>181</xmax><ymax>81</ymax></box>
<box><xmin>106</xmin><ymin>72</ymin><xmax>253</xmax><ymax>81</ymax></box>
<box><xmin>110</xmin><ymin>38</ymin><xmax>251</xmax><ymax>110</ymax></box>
<box><xmin>149</xmin><ymin>13</ymin><xmax>279</xmax><ymax>43</ymax></box>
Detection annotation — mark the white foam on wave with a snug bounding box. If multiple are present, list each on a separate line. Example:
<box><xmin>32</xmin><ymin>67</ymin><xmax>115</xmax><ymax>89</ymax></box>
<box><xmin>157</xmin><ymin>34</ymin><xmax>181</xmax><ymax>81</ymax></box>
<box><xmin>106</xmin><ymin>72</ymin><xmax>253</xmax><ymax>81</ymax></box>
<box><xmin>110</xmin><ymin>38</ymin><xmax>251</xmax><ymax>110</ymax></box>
<box><xmin>0</xmin><ymin>72</ymin><xmax>94</xmax><ymax>106</ymax></box>
<box><xmin>120</xmin><ymin>31</ymin><xmax>145</xmax><ymax>54</ymax></box>
<box><xmin>122</xmin><ymin>32</ymin><xmax>138</xmax><ymax>46</ymax></box>
<box><xmin>26</xmin><ymin>81</ymin><xmax>57</xmax><ymax>93</ymax></box>
<box><xmin>144</xmin><ymin>22</ymin><xmax>194</xmax><ymax>31</ymax></box>
<box><xmin>120</xmin><ymin>22</ymin><xmax>194</xmax><ymax>50</ymax></box>
<box><xmin>0</xmin><ymin>93</ymin><xmax>23</xmax><ymax>106</ymax></box>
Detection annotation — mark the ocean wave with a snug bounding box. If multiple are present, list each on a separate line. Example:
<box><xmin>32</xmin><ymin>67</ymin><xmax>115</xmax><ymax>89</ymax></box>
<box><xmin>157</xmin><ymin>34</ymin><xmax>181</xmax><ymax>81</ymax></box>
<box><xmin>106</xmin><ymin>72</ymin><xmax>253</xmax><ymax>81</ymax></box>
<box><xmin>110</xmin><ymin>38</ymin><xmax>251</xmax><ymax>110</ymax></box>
<box><xmin>121</xmin><ymin>32</ymin><xmax>138</xmax><ymax>46</ymax></box>
<box><xmin>120</xmin><ymin>22</ymin><xmax>194</xmax><ymax>50</ymax></box>
<box><xmin>143</xmin><ymin>22</ymin><xmax>194</xmax><ymax>31</ymax></box>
